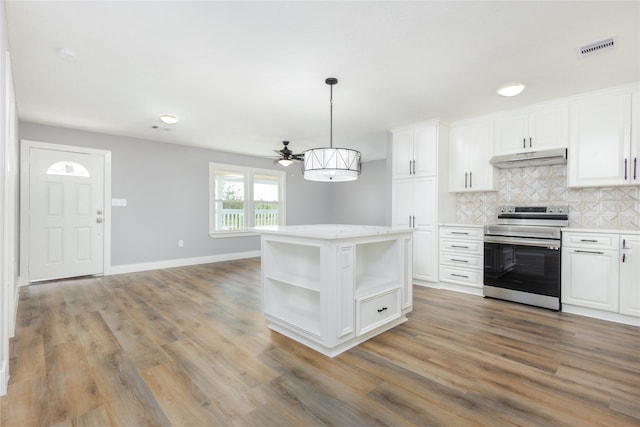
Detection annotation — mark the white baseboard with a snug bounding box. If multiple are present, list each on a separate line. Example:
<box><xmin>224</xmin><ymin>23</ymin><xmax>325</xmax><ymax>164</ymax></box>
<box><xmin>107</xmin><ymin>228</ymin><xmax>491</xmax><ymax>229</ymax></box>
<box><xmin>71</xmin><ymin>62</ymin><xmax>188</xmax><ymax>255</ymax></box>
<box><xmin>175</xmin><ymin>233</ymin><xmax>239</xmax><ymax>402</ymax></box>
<box><xmin>0</xmin><ymin>359</ymin><xmax>8</xmax><ymax>396</ymax></box>
<box><xmin>106</xmin><ymin>250</ymin><xmax>261</xmax><ymax>276</ymax></box>
<box><xmin>562</xmin><ymin>304</ymin><xmax>640</xmax><ymax>327</ymax></box>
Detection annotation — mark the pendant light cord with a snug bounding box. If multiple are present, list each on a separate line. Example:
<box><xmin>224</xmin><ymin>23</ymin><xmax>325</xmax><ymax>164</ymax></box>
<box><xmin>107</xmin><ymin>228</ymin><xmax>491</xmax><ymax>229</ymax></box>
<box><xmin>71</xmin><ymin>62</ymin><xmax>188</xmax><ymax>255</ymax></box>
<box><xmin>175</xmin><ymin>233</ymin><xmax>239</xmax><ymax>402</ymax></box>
<box><xmin>329</xmin><ymin>83</ymin><xmax>333</xmax><ymax>148</ymax></box>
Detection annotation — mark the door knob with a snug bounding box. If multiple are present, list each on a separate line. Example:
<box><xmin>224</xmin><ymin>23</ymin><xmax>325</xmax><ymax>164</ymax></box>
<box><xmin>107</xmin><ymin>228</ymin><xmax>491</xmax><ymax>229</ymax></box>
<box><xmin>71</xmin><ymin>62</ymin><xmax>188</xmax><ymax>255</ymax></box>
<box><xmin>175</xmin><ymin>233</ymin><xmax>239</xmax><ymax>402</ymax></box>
<box><xmin>97</xmin><ymin>209</ymin><xmax>103</xmax><ymax>215</ymax></box>
<box><xmin>96</xmin><ymin>217</ymin><xmax>103</xmax><ymax>223</ymax></box>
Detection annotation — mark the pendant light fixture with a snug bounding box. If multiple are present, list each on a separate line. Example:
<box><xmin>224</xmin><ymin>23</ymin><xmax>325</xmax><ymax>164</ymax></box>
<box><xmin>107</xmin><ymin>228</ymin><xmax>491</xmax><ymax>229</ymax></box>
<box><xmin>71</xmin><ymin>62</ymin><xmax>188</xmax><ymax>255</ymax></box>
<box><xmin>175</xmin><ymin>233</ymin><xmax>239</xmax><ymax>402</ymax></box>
<box><xmin>303</xmin><ymin>78</ymin><xmax>362</xmax><ymax>182</ymax></box>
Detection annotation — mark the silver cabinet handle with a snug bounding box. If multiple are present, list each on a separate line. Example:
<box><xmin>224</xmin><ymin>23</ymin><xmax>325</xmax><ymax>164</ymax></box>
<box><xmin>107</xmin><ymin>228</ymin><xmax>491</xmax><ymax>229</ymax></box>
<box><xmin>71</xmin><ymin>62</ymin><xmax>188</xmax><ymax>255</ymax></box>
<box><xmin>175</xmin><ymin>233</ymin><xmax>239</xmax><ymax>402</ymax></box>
<box><xmin>451</xmin><ymin>232</ymin><xmax>469</xmax><ymax>235</ymax></box>
<box><xmin>622</xmin><ymin>239</ymin><xmax>626</xmax><ymax>249</ymax></box>
<box><xmin>469</xmin><ymin>171</ymin><xmax>473</xmax><ymax>188</ymax></box>
<box><xmin>634</xmin><ymin>157</ymin><xmax>637</xmax><ymax>180</ymax></box>
<box><xmin>464</xmin><ymin>172</ymin><xmax>468</xmax><ymax>188</ymax></box>
<box><xmin>624</xmin><ymin>158</ymin><xmax>628</xmax><ymax>180</ymax></box>
<box><xmin>377</xmin><ymin>307</ymin><xmax>388</xmax><ymax>313</ymax></box>
<box><xmin>622</xmin><ymin>253</ymin><xmax>626</xmax><ymax>263</ymax></box>
<box><xmin>529</xmin><ymin>137</ymin><xmax>532</xmax><ymax>148</ymax></box>
<box><xmin>580</xmin><ymin>239</ymin><xmax>598</xmax><ymax>242</ymax></box>
<box><xmin>451</xmin><ymin>258</ymin><xmax>469</xmax><ymax>263</ymax></box>
<box><xmin>451</xmin><ymin>245</ymin><xmax>469</xmax><ymax>249</ymax></box>
<box><xmin>412</xmin><ymin>160</ymin><xmax>416</xmax><ymax>175</ymax></box>
<box><xmin>523</xmin><ymin>138</ymin><xmax>526</xmax><ymax>149</ymax></box>
<box><xmin>451</xmin><ymin>273</ymin><xmax>469</xmax><ymax>278</ymax></box>
<box><xmin>575</xmin><ymin>250</ymin><xmax>604</xmax><ymax>255</ymax></box>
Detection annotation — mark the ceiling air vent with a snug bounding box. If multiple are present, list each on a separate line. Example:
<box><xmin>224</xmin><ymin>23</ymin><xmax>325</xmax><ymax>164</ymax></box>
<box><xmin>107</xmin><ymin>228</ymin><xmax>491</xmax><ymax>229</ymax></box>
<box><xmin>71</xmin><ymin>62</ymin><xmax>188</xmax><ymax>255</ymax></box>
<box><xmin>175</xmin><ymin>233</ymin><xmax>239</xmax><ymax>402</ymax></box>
<box><xmin>577</xmin><ymin>36</ymin><xmax>617</xmax><ymax>57</ymax></box>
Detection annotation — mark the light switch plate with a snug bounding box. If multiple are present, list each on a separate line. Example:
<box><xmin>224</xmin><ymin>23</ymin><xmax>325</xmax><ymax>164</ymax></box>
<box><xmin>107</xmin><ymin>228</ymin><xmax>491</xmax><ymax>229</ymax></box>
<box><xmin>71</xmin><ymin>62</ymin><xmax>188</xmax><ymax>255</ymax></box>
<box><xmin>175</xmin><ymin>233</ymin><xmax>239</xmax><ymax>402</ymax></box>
<box><xmin>112</xmin><ymin>198</ymin><xmax>127</xmax><ymax>207</ymax></box>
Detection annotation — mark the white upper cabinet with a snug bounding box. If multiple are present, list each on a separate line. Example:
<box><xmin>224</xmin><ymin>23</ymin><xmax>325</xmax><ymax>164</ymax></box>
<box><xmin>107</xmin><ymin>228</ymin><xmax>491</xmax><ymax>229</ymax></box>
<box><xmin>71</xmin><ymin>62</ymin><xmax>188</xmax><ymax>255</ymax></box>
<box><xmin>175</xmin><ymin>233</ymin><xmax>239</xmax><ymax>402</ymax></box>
<box><xmin>448</xmin><ymin>119</ymin><xmax>497</xmax><ymax>192</ymax></box>
<box><xmin>391</xmin><ymin>123</ymin><xmax>438</xmax><ymax>179</ymax></box>
<box><xmin>568</xmin><ymin>86</ymin><xmax>639</xmax><ymax>188</ymax></box>
<box><xmin>494</xmin><ymin>103</ymin><xmax>568</xmax><ymax>155</ymax></box>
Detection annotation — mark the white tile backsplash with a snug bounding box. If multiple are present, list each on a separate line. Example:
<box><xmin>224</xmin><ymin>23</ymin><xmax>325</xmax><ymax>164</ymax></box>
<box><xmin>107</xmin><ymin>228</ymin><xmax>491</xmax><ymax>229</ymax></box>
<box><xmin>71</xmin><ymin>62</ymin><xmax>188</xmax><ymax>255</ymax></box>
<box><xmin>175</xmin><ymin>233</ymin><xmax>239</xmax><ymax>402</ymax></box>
<box><xmin>455</xmin><ymin>164</ymin><xmax>640</xmax><ymax>229</ymax></box>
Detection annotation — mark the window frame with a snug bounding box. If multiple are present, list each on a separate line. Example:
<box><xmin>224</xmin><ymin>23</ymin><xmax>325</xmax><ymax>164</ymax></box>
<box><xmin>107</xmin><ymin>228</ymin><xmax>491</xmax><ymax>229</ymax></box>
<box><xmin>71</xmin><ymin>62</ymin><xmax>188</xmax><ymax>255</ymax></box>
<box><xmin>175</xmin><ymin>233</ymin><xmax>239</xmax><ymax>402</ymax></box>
<box><xmin>209</xmin><ymin>163</ymin><xmax>286</xmax><ymax>237</ymax></box>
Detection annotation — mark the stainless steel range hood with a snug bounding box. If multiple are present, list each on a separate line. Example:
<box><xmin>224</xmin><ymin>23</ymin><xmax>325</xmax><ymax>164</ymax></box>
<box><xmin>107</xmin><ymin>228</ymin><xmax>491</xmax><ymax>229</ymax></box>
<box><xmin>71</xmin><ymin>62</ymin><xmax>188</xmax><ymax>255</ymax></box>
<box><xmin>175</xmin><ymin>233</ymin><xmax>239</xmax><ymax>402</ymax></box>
<box><xmin>490</xmin><ymin>148</ymin><xmax>567</xmax><ymax>169</ymax></box>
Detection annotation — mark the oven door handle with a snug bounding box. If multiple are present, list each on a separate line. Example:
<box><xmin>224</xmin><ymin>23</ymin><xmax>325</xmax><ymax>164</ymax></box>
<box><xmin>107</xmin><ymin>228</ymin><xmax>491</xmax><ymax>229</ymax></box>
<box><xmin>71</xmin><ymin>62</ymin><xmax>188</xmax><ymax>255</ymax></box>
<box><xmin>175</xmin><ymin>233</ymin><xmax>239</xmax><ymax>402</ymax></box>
<box><xmin>484</xmin><ymin>235</ymin><xmax>560</xmax><ymax>249</ymax></box>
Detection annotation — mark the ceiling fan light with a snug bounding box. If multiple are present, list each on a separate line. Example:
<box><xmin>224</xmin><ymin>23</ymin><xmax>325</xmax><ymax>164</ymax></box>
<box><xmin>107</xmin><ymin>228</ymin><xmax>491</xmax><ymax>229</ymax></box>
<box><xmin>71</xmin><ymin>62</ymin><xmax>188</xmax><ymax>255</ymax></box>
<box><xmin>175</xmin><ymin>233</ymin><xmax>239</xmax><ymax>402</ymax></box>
<box><xmin>497</xmin><ymin>83</ymin><xmax>526</xmax><ymax>97</ymax></box>
<box><xmin>278</xmin><ymin>158</ymin><xmax>294</xmax><ymax>167</ymax></box>
<box><xmin>159</xmin><ymin>114</ymin><xmax>179</xmax><ymax>125</ymax></box>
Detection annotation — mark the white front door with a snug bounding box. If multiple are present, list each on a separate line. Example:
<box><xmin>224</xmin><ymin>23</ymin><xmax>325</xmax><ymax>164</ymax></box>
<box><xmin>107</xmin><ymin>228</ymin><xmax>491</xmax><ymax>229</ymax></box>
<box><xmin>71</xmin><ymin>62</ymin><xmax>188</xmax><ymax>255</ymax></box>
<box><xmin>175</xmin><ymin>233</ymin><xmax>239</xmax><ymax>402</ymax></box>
<box><xmin>28</xmin><ymin>147</ymin><xmax>105</xmax><ymax>281</ymax></box>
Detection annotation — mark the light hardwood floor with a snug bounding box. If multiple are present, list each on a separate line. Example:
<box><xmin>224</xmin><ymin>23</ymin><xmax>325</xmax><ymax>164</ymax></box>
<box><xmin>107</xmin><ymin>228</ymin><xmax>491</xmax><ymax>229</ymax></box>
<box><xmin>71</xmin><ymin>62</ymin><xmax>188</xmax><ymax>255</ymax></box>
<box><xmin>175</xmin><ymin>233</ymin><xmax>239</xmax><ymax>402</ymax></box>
<box><xmin>1</xmin><ymin>258</ymin><xmax>639</xmax><ymax>426</ymax></box>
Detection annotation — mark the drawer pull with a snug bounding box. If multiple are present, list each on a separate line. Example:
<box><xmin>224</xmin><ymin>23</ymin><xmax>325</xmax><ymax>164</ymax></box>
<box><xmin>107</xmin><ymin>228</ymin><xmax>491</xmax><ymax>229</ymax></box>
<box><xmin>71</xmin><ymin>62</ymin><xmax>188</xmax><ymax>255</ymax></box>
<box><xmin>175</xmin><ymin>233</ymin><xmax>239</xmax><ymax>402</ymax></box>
<box><xmin>575</xmin><ymin>250</ymin><xmax>604</xmax><ymax>255</ymax></box>
<box><xmin>451</xmin><ymin>245</ymin><xmax>469</xmax><ymax>249</ymax></box>
<box><xmin>377</xmin><ymin>307</ymin><xmax>388</xmax><ymax>313</ymax></box>
<box><xmin>579</xmin><ymin>239</ymin><xmax>598</xmax><ymax>243</ymax></box>
<box><xmin>451</xmin><ymin>273</ymin><xmax>469</xmax><ymax>278</ymax></box>
<box><xmin>451</xmin><ymin>258</ymin><xmax>469</xmax><ymax>263</ymax></box>
<box><xmin>450</xmin><ymin>232</ymin><xmax>469</xmax><ymax>235</ymax></box>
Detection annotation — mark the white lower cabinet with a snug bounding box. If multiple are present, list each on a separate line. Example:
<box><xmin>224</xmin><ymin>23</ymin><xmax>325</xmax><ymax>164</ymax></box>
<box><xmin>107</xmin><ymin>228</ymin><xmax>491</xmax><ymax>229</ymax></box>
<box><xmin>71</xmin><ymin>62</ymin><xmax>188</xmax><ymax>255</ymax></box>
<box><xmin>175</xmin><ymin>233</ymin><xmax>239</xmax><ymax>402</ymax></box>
<box><xmin>562</xmin><ymin>231</ymin><xmax>639</xmax><ymax>325</ymax></box>
<box><xmin>620</xmin><ymin>235</ymin><xmax>640</xmax><ymax>317</ymax></box>
<box><xmin>439</xmin><ymin>225</ymin><xmax>484</xmax><ymax>290</ymax></box>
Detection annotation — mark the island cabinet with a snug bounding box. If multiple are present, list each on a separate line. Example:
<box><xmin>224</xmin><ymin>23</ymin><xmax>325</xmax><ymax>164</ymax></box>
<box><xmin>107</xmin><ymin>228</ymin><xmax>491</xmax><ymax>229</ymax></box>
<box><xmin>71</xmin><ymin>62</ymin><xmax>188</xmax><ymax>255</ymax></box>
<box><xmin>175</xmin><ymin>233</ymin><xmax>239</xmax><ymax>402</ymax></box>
<box><xmin>260</xmin><ymin>225</ymin><xmax>413</xmax><ymax>357</ymax></box>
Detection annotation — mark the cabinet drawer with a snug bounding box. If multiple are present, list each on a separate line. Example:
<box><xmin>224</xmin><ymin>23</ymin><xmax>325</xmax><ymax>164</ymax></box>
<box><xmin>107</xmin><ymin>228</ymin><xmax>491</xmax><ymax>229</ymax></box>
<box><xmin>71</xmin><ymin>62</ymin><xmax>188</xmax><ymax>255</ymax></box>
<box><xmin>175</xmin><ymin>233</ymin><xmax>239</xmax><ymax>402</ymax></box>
<box><xmin>440</xmin><ymin>252</ymin><xmax>483</xmax><ymax>269</ymax></box>
<box><xmin>440</xmin><ymin>238</ymin><xmax>483</xmax><ymax>254</ymax></box>
<box><xmin>356</xmin><ymin>287</ymin><xmax>401</xmax><ymax>336</ymax></box>
<box><xmin>439</xmin><ymin>265</ymin><xmax>483</xmax><ymax>287</ymax></box>
<box><xmin>440</xmin><ymin>227</ymin><xmax>483</xmax><ymax>240</ymax></box>
<box><xmin>563</xmin><ymin>233</ymin><xmax>618</xmax><ymax>250</ymax></box>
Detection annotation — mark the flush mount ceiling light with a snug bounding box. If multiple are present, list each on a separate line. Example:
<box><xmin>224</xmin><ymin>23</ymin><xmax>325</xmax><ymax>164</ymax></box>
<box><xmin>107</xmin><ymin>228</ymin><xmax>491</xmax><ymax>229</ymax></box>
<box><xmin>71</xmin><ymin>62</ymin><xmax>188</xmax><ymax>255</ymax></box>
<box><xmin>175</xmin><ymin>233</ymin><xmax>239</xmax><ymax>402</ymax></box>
<box><xmin>302</xmin><ymin>78</ymin><xmax>362</xmax><ymax>182</ymax></box>
<box><xmin>159</xmin><ymin>114</ymin><xmax>179</xmax><ymax>125</ymax></box>
<box><xmin>497</xmin><ymin>82</ymin><xmax>526</xmax><ymax>97</ymax></box>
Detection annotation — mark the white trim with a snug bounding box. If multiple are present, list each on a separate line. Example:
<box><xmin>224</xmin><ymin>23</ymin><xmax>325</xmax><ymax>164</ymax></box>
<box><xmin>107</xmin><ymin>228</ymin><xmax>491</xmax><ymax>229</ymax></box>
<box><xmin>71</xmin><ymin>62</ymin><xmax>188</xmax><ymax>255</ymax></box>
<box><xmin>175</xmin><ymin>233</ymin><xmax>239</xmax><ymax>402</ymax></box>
<box><xmin>107</xmin><ymin>250</ymin><xmax>260</xmax><ymax>275</ymax></box>
<box><xmin>562</xmin><ymin>304</ymin><xmax>640</xmax><ymax>327</ymax></box>
<box><xmin>0</xmin><ymin>359</ymin><xmax>7</xmax><ymax>396</ymax></box>
<box><xmin>19</xmin><ymin>140</ymin><xmax>112</xmax><ymax>283</ymax></box>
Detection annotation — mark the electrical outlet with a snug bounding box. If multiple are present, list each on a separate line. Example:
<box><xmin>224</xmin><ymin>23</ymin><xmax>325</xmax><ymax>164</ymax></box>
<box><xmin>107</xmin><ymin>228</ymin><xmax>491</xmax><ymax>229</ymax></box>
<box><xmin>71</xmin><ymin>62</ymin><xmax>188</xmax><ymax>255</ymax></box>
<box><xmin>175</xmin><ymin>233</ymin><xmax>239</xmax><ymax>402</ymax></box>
<box><xmin>178</xmin><ymin>240</ymin><xmax>184</xmax><ymax>248</ymax></box>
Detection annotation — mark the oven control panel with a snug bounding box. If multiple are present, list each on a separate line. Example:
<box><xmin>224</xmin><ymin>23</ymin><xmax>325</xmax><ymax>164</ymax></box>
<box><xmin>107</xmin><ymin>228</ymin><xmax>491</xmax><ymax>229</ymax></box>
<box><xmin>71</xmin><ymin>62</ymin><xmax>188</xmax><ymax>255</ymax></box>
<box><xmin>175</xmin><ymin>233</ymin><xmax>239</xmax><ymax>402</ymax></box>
<box><xmin>498</xmin><ymin>206</ymin><xmax>568</xmax><ymax>215</ymax></box>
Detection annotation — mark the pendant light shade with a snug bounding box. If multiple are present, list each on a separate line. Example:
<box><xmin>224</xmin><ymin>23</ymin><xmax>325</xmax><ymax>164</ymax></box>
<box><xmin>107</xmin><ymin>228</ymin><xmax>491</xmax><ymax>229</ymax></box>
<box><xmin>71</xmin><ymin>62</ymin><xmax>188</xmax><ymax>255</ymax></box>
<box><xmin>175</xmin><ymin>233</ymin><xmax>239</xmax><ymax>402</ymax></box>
<box><xmin>303</xmin><ymin>78</ymin><xmax>362</xmax><ymax>182</ymax></box>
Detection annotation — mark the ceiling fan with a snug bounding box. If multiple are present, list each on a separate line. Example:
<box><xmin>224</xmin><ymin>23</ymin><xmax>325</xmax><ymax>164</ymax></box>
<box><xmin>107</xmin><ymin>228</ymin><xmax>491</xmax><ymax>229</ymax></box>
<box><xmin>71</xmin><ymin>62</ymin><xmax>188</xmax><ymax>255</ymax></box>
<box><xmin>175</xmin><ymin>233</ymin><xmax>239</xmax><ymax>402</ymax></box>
<box><xmin>273</xmin><ymin>141</ymin><xmax>304</xmax><ymax>167</ymax></box>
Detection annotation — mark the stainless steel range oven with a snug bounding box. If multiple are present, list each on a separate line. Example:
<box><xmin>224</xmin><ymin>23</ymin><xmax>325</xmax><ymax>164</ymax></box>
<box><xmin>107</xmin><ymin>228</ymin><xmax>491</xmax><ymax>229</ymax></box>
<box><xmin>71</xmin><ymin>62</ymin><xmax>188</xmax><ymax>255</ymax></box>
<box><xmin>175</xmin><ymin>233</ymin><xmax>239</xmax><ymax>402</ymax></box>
<box><xmin>484</xmin><ymin>206</ymin><xmax>569</xmax><ymax>310</ymax></box>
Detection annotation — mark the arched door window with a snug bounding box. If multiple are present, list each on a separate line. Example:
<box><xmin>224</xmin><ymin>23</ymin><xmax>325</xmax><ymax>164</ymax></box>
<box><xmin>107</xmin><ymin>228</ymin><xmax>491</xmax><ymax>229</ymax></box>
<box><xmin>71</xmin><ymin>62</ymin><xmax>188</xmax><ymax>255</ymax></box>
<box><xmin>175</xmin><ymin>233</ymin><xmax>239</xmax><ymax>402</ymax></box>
<box><xmin>46</xmin><ymin>161</ymin><xmax>90</xmax><ymax>177</ymax></box>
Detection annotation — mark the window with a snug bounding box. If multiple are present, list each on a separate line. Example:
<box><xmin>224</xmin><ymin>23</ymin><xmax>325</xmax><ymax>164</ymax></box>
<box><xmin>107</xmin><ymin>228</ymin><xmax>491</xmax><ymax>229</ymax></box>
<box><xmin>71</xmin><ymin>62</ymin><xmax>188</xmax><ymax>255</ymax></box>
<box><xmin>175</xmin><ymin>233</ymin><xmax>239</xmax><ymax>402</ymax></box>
<box><xmin>209</xmin><ymin>163</ymin><xmax>285</xmax><ymax>235</ymax></box>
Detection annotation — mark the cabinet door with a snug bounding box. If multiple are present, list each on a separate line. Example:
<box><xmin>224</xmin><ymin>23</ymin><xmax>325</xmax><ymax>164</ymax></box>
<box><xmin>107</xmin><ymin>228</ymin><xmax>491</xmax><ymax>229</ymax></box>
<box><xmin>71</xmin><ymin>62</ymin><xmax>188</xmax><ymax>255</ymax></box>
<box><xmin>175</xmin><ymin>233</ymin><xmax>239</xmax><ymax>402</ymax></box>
<box><xmin>529</xmin><ymin>105</ymin><xmax>568</xmax><ymax>150</ymax></box>
<box><xmin>568</xmin><ymin>91</ymin><xmax>632</xmax><ymax>187</ymax></box>
<box><xmin>392</xmin><ymin>129</ymin><xmax>414</xmax><ymax>179</ymax></box>
<box><xmin>448</xmin><ymin>125</ymin><xmax>470</xmax><ymax>192</ymax></box>
<box><xmin>391</xmin><ymin>179</ymin><xmax>413</xmax><ymax>227</ymax></box>
<box><xmin>413</xmin><ymin>176</ymin><xmax>436</xmax><ymax>228</ymax></box>
<box><xmin>561</xmin><ymin>248</ymin><xmax>619</xmax><ymax>312</ymax></box>
<box><xmin>495</xmin><ymin>113</ymin><xmax>528</xmax><ymax>155</ymax></box>
<box><xmin>413</xmin><ymin>124</ymin><xmax>438</xmax><ymax>177</ymax></box>
<box><xmin>620</xmin><ymin>235</ymin><xmax>640</xmax><ymax>317</ymax></box>
<box><xmin>467</xmin><ymin>121</ymin><xmax>495</xmax><ymax>191</ymax></box>
<box><xmin>413</xmin><ymin>229</ymin><xmax>437</xmax><ymax>282</ymax></box>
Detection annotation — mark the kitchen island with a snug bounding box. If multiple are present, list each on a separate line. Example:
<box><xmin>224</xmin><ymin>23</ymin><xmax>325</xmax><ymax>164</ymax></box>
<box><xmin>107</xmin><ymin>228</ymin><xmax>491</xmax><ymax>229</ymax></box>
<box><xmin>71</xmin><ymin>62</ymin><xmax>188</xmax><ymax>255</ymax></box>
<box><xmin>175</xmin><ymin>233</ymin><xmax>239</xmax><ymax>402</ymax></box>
<box><xmin>258</xmin><ymin>225</ymin><xmax>413</xmax><ymax>357</ymax></box>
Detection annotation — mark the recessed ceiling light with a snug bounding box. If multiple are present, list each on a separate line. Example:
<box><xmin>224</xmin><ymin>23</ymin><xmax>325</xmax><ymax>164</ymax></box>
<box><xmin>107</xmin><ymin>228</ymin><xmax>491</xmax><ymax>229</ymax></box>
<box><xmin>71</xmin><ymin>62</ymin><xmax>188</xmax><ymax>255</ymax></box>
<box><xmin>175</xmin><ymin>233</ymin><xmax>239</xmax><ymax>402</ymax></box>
<box><xmin>57</xmin><ymin>47</ymin><xmax>78</xmax><ymax>61</ymax></box>
<box><xmin>497</xmin><ymin>83</ymin><xmax>526</xmax><ymax>97</ymax></box>
<box><xmin>159</xmin><ymin>114</ymin><xmax>179</xmax><ymax>125</ymax></box>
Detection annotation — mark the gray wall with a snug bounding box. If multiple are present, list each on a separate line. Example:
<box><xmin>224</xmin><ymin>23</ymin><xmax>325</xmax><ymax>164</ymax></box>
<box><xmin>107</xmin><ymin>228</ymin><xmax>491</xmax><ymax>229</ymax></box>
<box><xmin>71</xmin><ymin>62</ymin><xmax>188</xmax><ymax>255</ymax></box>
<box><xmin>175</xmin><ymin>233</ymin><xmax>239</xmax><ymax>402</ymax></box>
<box><xmin>19</xmin><ymin>122</ymin><xmax>387</xmax><ymax>266</ymax></box>
<box><xmin>327</xmin><ymin>159</ymin><xmax>389</xmax><ymax>226</ymax></box>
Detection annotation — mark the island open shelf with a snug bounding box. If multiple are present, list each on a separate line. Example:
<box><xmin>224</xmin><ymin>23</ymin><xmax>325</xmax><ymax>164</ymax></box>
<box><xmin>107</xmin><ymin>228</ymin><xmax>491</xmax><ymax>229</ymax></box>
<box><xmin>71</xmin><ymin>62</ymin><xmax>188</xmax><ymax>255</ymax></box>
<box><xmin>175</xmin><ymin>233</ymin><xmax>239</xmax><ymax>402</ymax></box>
<box><xmin>258</xmin><ymin>225</ymin><xmax>413</xmax><ymax>357</ymax></box>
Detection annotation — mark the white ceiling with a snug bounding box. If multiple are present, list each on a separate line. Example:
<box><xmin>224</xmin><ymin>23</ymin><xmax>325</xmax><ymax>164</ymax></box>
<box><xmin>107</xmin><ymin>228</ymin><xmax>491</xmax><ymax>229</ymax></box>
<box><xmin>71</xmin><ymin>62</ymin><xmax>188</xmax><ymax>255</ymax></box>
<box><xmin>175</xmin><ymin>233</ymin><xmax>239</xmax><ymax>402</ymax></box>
<box><xmin>5</xmin><ymin>1</ymin><xmax>640</xmax><ymax>161</ymax></box>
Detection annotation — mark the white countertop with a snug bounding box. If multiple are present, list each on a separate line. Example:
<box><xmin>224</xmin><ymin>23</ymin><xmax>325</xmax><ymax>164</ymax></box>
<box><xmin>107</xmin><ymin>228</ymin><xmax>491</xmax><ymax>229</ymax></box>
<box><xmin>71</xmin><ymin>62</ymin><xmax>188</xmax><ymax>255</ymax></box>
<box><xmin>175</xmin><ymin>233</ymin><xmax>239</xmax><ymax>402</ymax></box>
<box><xmin>254</xmin><ymin>224</ymin><xmax>413</xmax><ymax>239</ymax></box>
<box><xmin>563</xmin><ymin>227</ymin><xmax>640</xmax><ymax>235</ymax></box>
